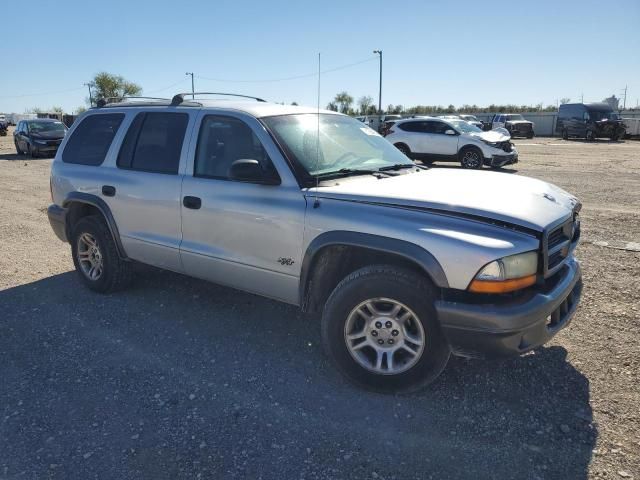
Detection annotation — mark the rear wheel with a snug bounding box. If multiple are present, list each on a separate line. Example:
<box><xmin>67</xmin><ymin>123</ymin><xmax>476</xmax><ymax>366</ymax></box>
<box><xmin>394</xmin><ymin>143</ymin><xmax>412</xmax><ymax>159</ymax></box>
<box><xmin>71</xmin><ymin>215</ymin><xmax>133</xmax><ymax>293</ymax></box>
<box><xmin>321</xmin><ymin>265</ymin><xmax>450</xmax><ymax>393</ymax></box>
<box><xmin>459</xmin><ymin>146</ymin><xmax>484</xmax><ymax>169</ymax></box>
<box><xmin>586</xmin><ymin>130</ymin><xmax>595</xmax><ymax>142</ymax></box>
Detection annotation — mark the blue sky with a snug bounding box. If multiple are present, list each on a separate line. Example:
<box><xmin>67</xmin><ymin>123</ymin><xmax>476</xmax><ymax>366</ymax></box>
<box><xmin>1</xmin><ymin>0</ymin><xmax>638</xmax><ymax>113</ymax></box>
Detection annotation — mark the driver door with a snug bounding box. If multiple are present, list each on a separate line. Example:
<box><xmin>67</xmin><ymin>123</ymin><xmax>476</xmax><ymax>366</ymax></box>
<box><xmin>179</xmin><ymin>112</ymin><xmax>306</xmax><ymax>304</ymax></box>
<box><xmin>424</xmin><ymin>120</ymin><xmax>459</xmax><ymax>157</ymax></box>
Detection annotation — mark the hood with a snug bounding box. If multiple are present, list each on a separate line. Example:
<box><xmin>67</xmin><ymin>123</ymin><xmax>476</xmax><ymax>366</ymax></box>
<box><xmin>30</xmin><ymin>130</ymin><xmax>65</xmax><ymax>140</ymax></box>
<box><xmin>310</xmin><ymin>169</ymin><xmax>579</xmax><ymax>232</ymax></box>
<box><xmin>467</xmin><ymin>129</ymin><xmax>510</xmax><ymax>142</ymax></box>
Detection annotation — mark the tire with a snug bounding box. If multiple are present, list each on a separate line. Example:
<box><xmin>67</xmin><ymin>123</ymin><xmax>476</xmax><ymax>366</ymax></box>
<box><xmin>527</xmin><ymin>132</ymin><xmax>534</xmax><ymax>139</ymax></box>
<box><xmin>71</xmin><ymin>215</ymin><xmax>133</xmax><ymax>293</ymax></box>
<box><xmin>562</xmin><ymin>129</ymin><xmax>569</xmax><ymax>140</ymax></box>
<box><xmin>15</xmin><ymin>141</ymin><xmax>23</xmax><ymax>155</ymax></box>
<box><xmin>459</xmin><ymin>146</ymin><xmax>484</xmax><ymax>169</ymax></box>
<box><xmin>394</xmin><ymin>143</ymin><xmax>412</xmax><ymax>159</ymax></box>
<box><xmin>586</xmin><ymin>130</ymin><xmax>595</xmax><ymax>142</ymax></box>
<box><xmin>321</xmin><ymin>265</ymin><xmax>451</xmax><ymax>394</ymax></box>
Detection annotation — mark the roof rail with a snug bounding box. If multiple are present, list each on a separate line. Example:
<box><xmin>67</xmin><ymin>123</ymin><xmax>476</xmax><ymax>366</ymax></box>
<box><xmin>95</xmin><ymin>96</ymin><xmax>171</xmax><ymax>108</ymax></box>
<box><xmin>171</xmin><ymin>92</ymin><xmax>267</xmax><ymax>106</ymax></box>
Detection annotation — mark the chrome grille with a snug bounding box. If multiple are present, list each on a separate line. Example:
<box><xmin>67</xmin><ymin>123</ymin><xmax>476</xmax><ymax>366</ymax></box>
<box><xmin>544</xmin><ymin>215</ymin><xmax>579</xmax><ymax>276</ymax></box>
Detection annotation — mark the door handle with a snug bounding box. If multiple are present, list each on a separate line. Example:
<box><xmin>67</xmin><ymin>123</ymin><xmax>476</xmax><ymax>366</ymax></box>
<box><xmin>183</xmin><ymin>196</ymin><xmax>202</xmax><ymax>209</ymax></box>
<box><xmin>102</xmin><ymin>185</ymin><xmax>116</xmax><ymax>197</ymax></box>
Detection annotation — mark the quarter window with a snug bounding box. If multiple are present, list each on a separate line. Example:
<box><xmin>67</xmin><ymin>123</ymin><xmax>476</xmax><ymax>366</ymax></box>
<box><xmin>117</xmin><ymin>112</ymin><xmax>188</xmax><ymax>174</ymax></box>
<box><xmin>194</xmin><ymin>115</ymin><xmax>277</xmax><ymax>181</ymax></box>
<box><xmin>62</xmin><ymin>114</ymin><xmax>124</xmax><ymax>166</ymax></box>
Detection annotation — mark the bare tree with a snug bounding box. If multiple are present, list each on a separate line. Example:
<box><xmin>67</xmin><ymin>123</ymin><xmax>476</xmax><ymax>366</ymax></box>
<box><xmin>357</xmin><ymin>95</ymin><xmax>374</xmax><ymax>115</ymax></box>
<box><xmin>560</xmin><ymin>97</ymin><xmax>571</xmax><ymax>104</ymax></box>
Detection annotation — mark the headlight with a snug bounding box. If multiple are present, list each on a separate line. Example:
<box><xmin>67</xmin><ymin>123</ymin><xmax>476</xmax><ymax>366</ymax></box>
<box><xmin>469</xmin><ymin>251</ymin><xmax>538</xmax><ymax>293</ymax></box>
<box><xmin>481</xmin><ymin>139</ymin><xmax>500</xmax><ymax>148</ymax></box>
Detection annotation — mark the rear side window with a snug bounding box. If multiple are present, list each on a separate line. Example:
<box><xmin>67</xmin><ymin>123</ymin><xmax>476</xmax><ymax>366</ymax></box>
<box><xmin>117</xmin><ymin>112</ymin><xmax>188</xmax><ymax>174</ymax></box>
<box><xmin>62</xmin><ymin>114</ymin><xmax>124</xmax><ymax>166</ymax></box>
<box><xmin>398</xmin><ymin>121</ymin><xmax>426</xmax><ymax>133</ymax></box>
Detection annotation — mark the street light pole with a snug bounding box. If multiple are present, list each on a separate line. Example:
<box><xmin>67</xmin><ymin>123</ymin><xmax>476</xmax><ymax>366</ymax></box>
<box><xmin>185</xmin><ymin>72</ymin><xmax>195</xmax><ymax>99</ymax></box>
<box><xmin>373</xmin><ymin>50</ymin><xmax>382</xmax><ymax>115</ymax></box>
<box><xmin>84</xmin><ymin>82</ymin><xmax>93</xmax><ymax>107</ymax></box>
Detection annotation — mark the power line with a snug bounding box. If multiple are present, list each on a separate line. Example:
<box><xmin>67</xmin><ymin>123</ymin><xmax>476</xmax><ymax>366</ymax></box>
<box><xmin>145</xmin><ymin>78</ymin><xmax>189</xmax><ymax>94</ymax></box>
<box><xmin>195</xmin><ymin>56</ymin><xmax>377</xmax><ymax>84</ymax></box>
<box><xmin>0</xmin><ymin>86</ymin><xmax>86</xmax><ymax>99</ymax></box>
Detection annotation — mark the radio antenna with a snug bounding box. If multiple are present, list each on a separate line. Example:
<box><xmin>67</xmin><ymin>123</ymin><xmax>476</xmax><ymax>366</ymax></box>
<box><xmin>313</xmin><ymin>52</ymin><xmax>321</xmax><ymax>208</ymax></box>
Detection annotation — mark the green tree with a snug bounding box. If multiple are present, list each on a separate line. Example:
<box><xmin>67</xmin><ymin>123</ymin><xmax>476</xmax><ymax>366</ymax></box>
<box><xmin>75</xmin><ymin>106</ymin><xmax>87</xmax><ymax>114</ymax></box>
<box><xmin>89</xmin><ymin>72</ymin><xmax>142</xmax><ymax>105</ymax></box>
<box><xmin>357</xmin><ymin>95</ymin><xmax>374</xmax><ymax>115</ymax></box>
<box><xmin>326</xmin><ymin>101</ymin><xmax>338</xmax><ymax>112</ymax></box>
<box><xmin>334</xmin><ymin>91</ymin><xmax>354</xmax><ymax>114</ymax></box>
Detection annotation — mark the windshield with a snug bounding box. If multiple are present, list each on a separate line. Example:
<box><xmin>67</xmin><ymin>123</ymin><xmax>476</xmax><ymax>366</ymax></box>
<box><xmin>449</xmin><ymin>119</ymin><xmax>482</xmax><ymax>133</ymax></box>
<box><xmin>505</xmin><ymin>114</ymin><xmax>525</xmax><ymax>121</ymax></box>
<box><xmin>461</xmin><ymin>115</ymin><xmax>479</xmax><ymax>122</ymax></box>
<box><xmin>28</xmin><ymin>121</ymin><xmax>66</xmax><ymax>134</ymax></box>
<box><xmin>262</xmin><ymin>114</ymin><xmax>411</xmax><ymax>177</ymax></box>
<box><xmin>588</xmin><ymin>110</ymin><xmax>619</xmax><ymax>121</ymax></box>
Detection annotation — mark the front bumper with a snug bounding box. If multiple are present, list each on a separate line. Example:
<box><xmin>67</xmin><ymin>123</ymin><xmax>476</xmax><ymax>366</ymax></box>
<box><xmin>485</xmin><ymin>151</ymin><xmax>518</xmax><ymax>167</ymax></box>
<box><xmin>47</xmin><ymin>204</ymin><xmax>67</xmax><ymax>242</ymax></box>
<box><xmin>436</xmin><ymin>257</ymin><xmax>582</xmax><ymax>358</ymax></box>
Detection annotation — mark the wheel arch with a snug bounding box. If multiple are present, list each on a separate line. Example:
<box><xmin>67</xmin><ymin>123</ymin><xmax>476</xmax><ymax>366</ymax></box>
<box><xmin>299</xmin><ymin>231</ymin><xmax>448</xmax><ymax>313</ymax></box>
<box><xmin>62</xmin><ymin>192</ymin><xmax>128</xmax><ymax>259</ymax></box>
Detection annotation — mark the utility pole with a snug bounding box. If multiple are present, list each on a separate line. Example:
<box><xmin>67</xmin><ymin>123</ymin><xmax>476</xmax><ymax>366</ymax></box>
<box><xmin>185</xmin><ymin>72</ymin><xmax>195</xmax><ymax>99</ymax></box>
<box><xmin>581</xmin><ymin>92</ymin><xmax>584</xmax><ymax>103</ymax></box>
<box><xmin>621</xmin><ymin>85</ymin><xmax>627</xmax><ymax>110</ymax></box>
<box><xmin>373</xmin><ymin>50</ymin><xmax>382</xmax><ymax>116</ymax></box>
<box><xmin>84</xmin><ymin>82</ymin><xmax>93</xmax><ymax>107</ymax></box>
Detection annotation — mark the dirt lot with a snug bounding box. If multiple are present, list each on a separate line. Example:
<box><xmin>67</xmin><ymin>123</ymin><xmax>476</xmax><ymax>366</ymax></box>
<box><xmin>0</xmin><ymin>126</ymin><xmax>638</xmax><ymax>479</ymax></box>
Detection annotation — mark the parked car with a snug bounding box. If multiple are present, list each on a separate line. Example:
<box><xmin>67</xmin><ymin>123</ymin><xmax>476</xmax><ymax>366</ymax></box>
<box><xmin>0</xmin><ymin>115</ymin><xmax>7</xmax><ymax>136</ymax></box>
<box><xmin>459</xmin><ymin>114</ymin><xmax>484</xmax><ymax>129</ymax></box>
<box><xmin>557</xmin><ymin>103</ymin><xmax>626</xmax><ymax>141</ymax></box>
<box><xmin>14</xmin><ymin>118</ymin><xmax>67</xmax><ymax>157</ymax></box>
<box><xmin>491</xmin><ymin>114</ymin><xmax>535</xmax><ymax>138</ymax></box>
<box><xmin>47</xmin><ymin>94</ymin><xmax>582</xmax><ymax>393</ymax></box>
<box><xmin>385</xmin><ymin>117</ymin><xmax>518</xmax><ymax>168</ymax></box>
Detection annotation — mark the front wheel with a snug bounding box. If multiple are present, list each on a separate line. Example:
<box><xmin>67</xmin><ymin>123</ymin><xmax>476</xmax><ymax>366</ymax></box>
<box><xmin>586</xmin><ymin>130</ymin><xmax>595</xmax><ymax>142</ymax></box>
<box><xmin>527</xmin><ymin>132</ymin><xmax>534</xmax><ymax>139</ymax></box>
<box><xmin>562</xmin><ymin>129</ymin><xmax>569</xmax><ymax>140</ymax></box>
<box><xmin>459</xmin><ymin>147</ymin><xmax>484</xmax><ymax>169</ymax></box>
<box><xmin>15</xmin><ymin>140</ymin><xmax>23</xmax><ymax>155</ymax></box>
<box><xmin>394</xmin><ymin>143</ymin><xmax>412</xmax><ymax>159</ymax></box>
<box><xmin>321</xmin><ymin>265</ymin><xmax>450</xmax><ymax>393</ymax></box>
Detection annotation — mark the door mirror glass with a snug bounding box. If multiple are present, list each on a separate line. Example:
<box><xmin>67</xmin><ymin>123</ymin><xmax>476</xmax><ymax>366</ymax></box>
<box><xmin>444</xmin><ymin>129</ymin><xmax>456</xmax><ymax>135</ymax></box>
<box><xmin>229</xmin><ymin>159</ymin><xmax>279</xmax><ymax>185</ymax></box>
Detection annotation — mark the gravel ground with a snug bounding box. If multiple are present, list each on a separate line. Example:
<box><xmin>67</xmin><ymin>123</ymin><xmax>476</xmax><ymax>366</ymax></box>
<box><xmin>0</xmin><ymin>127</ymin><xmax>638</xmax><ymax>480</ymax></box>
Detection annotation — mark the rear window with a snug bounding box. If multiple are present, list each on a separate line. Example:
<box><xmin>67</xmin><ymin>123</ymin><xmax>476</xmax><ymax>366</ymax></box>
<box><xmin>117</xmin><ymin>112</ymin><xmax>188</xmax><ymax>174</ymax></box>
<box><xmin>62</xmin><ymin>114</ymin><xmax>124</xmax><ymax>166</ymax></box>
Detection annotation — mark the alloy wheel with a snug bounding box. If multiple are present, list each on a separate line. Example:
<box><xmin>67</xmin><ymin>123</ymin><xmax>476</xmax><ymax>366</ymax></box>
<box><xmin>77</xmin><ymin>232</ymin><xmax>104</xmax><ymax>281</ymax></box>
<box><xmin>462</xmin><ymin>150</ymin><xmax>481</xmax><ymax>168</ymax></box>
<box><xmin>344</xmin><ymin>298</ymin><xmax>426</xmax><ymax>375</ymax></box>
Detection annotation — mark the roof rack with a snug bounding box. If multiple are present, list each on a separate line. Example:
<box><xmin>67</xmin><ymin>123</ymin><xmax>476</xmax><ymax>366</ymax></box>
<box><xmin>95</xmin><ymin>96</ymin><xmax>171</xmax><ymax>108</ymax></box>
<box><xmin>171</xmin><ymin>92</ymin><xmax>267</xmax><ymax>106</ymax></box>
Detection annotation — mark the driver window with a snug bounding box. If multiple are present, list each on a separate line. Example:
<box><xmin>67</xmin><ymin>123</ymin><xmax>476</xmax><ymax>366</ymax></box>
<box><xmin>195</xmin><ymin>115</ymin><xmax>277</xmax><ymax>181</ymax></box>
<box><xmin>425</xmin><ymin>121</ymin><xmax>448</xmax><ymax>134</ymax></box>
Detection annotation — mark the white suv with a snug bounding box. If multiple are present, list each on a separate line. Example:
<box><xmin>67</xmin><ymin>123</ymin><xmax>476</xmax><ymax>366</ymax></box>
<box><xmin>385</xmin><ymin>117</ymin><xmax>518</xmax><ymax>169</ymax></box>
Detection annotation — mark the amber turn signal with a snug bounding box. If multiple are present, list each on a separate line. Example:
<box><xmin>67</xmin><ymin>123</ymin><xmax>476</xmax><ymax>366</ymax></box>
<box><xmin>468</xmin><ymin>274</ymin><xmax>536</xmax><ymax>294</ymax></box>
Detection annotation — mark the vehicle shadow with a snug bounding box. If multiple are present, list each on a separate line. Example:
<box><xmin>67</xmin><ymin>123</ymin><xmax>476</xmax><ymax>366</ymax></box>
<box><xmin>0</xmin><ymin>152</ymin><xmax>54</xmax><ymax>161</ymax></box>
<box><xmin>0</xmin><ymin>269</ymin><xmax>595</xmax><ymax>479</ymax></box>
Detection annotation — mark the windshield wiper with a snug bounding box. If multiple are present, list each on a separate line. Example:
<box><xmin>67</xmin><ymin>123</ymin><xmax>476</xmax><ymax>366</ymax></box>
<box><xmin>378</xmin><ymin>163</ymin><xmax>418</xmax><ymax>172</ymax></box>
<box><xmin>315</xmin><ymin>168</ymin><xmax>396</xmax><ymax>179</ymax></box>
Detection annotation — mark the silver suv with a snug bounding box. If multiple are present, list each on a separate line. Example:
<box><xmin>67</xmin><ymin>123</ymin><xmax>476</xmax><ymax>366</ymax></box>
<box><xmin>47</xmin><ymin>93</ymin><xmax>583</xmax><ymax>393</ymax></box>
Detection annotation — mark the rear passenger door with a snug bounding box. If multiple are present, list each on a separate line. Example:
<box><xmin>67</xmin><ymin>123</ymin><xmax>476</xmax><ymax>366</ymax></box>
<box><xmin>105</xmin><ymin>111</ymin><xmax>194</xmax><ymax>271</ymax></box>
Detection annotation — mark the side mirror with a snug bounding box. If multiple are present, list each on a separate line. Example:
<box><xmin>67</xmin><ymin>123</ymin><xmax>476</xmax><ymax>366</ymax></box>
<box><xmin>444</xmin><ymin>129</ymin><xmax>456</xmax><ymax>135</ymax></box>
<box><xmin>228</xmin><ymin>159</ymin><xmax>280</xmax><ymax>185</ymax></box>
